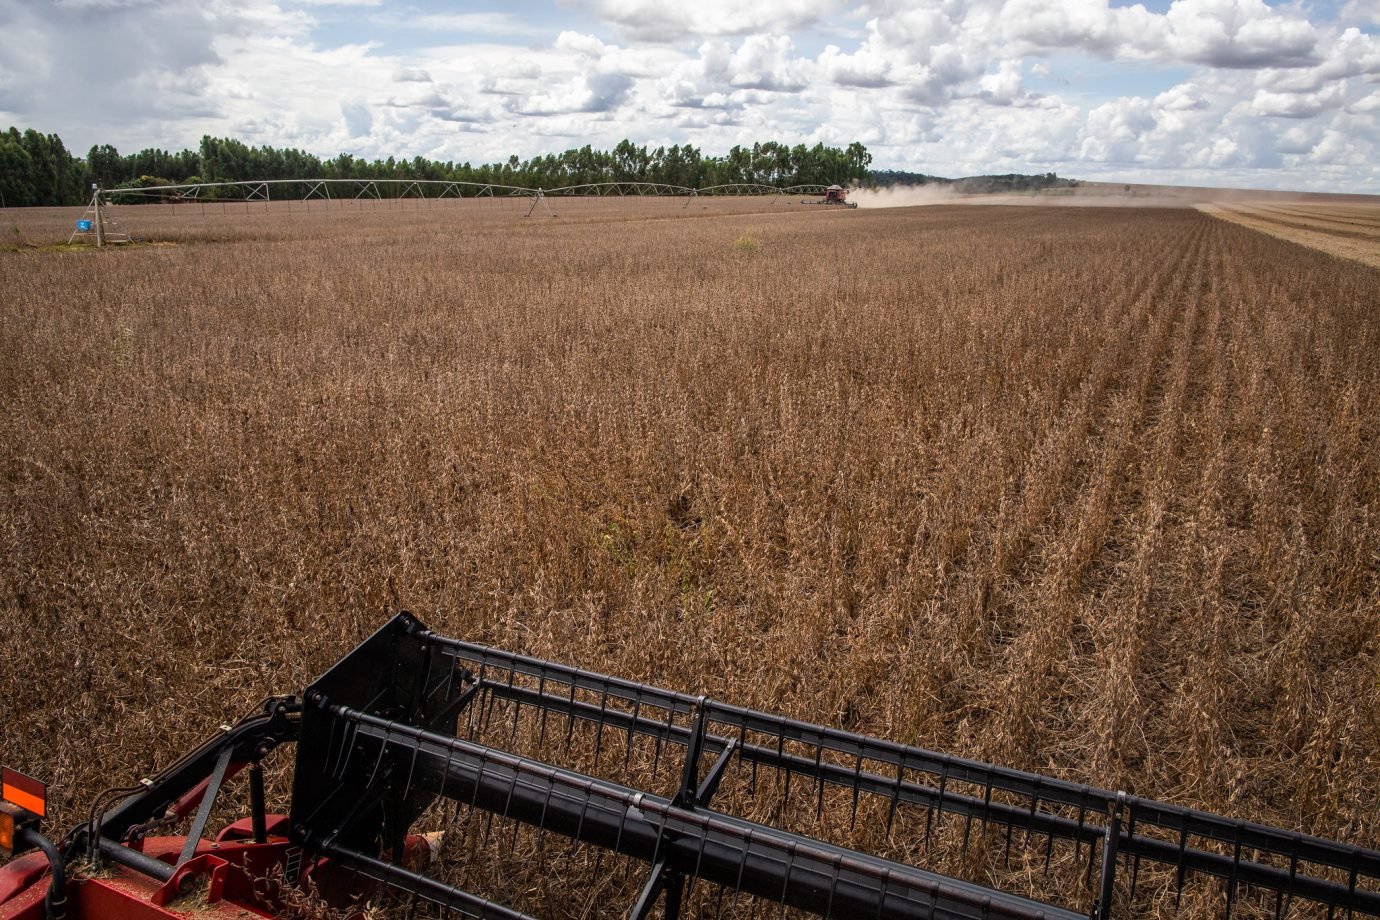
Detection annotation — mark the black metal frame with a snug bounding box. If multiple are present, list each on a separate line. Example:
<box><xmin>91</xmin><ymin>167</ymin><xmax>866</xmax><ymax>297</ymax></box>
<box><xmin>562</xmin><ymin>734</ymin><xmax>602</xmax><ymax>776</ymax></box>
<box><xmin>66</xmin><ymin>695</ymin><xmax>300</xmax><ymax>882</ymax></box>
<box><xmin>66</xmin><ymin>612</ymin><xmax>1376</xmax><ymax>919</ymax></box>
<box><xmin>281</xmin><ymin>613</ymin><xmax>1380</xmax><ymax>919</ymax></box>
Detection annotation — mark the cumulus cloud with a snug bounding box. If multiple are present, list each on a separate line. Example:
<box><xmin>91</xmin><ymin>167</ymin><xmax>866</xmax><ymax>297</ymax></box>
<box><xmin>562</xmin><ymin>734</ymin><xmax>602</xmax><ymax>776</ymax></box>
<box><xmin>726</xmin><ymin>35</ymin><xmax>811</xmax><ymax>91</ymax></box>
<box><xmin>0</xmin><ymin>0</ymin><xmax>237</xmax><ymax>134</ymax></box>
<box><xmin>1251</xmin><ymin>82</ymin><xmax>1346</xmax><ymax>117</ymax></box>
<box><xmin>999</xmin><ymin>0</ymin><xmax>1321</xmax><ymax>68</ymax></box>
<box><xmin>977</xmin><ymin>59</ymin><xmax>1028</xmax><ymax>105</ymax></box>
<box><xmin>508</xmin><ymin>72</ymin><xmax>635</xmax><ymax>115</ymax></box>
<box><xmin>1339</xmin><ymin>0</ymin><xmax>1380</xmax><ymax>27</ymax></box>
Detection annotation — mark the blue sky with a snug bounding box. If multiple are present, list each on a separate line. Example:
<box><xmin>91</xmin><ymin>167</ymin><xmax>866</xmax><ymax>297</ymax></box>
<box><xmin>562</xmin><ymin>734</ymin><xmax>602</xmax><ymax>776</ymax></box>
<box><xmin>2</xmin><ymin>0</ymin><xmax>1378</xmax><ymax>191</ymax></box>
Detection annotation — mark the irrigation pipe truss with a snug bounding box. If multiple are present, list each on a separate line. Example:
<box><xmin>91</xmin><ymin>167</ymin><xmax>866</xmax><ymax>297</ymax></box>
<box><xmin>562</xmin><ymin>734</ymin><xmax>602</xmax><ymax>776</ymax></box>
<box><xmin>104</xmin><ymin>178</ymin><xmax>840</xmax><ymax>216</ymax></box>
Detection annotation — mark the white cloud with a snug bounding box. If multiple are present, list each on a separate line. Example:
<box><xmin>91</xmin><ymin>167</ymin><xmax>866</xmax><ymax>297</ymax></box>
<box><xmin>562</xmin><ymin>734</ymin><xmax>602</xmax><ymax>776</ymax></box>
<box><xmin>1350</xmin><ymin>89</ymin><xmax>1380</xmax><ymax>112</ymax></box>
<box><xmin>727</xmin><ymin>35</ymin><xmax>811</xmax><ymax>91</ymax></box>
<box><xmin>1250</xmin><ymin>82</ymin><xmax>1346</xmax><ymax>117</ymax></box>
<box><xmin>1000</xmin><ymin>0</ymin><xmax>1320</xmax><ymax>68</ymax></box>
<box><xmin>977</xmin><ymin>59</ymin><xmax>1027</xmax><ymax>105</ymax></box>
<box><xmin>1339</xmin><ymin>0</ymin><xmax>1380</xmax><ymax>28</ymax></box>
<box><xmin>513</xmin><ymin>72</ymin><xmax>635</xmax><ymax>115</ymax></box>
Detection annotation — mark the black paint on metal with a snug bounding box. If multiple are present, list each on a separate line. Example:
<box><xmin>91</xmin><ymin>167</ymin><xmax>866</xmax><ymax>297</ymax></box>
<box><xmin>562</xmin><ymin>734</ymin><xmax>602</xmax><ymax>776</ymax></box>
<box><xmin>178</xmin><ymin>745</ymin><xmax>234</xmax><ymax>865</ymax></box>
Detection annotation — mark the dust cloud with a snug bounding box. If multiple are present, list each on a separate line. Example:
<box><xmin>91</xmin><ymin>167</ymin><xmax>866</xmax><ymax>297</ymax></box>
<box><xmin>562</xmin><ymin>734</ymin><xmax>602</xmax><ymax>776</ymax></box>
<box><xmin>850</xmin><ymin>181</ymin><xmax>1380</xmax><ymax>210</ymax></box>
<box><xmin>849</xmin><ymin>184</ymin><xmax>1196</xmax><ymax>209</ymax></box>
<box><xmin>848</xmin><ymin>185</ymin><xmax>962</xmax><ymax>208</ymax></box>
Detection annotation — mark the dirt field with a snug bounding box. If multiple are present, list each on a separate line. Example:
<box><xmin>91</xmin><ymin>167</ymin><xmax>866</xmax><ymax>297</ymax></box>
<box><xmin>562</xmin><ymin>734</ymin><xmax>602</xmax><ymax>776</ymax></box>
<box><xmin>1</xmin><ymin>198</ymin><xmax>1377</xmax><ymax>917</ymax></box>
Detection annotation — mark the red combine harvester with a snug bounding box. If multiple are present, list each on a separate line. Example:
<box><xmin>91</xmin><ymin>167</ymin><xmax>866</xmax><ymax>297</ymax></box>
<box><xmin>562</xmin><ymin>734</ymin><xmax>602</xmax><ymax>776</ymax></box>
<box><xmin>2</xmin><ymin>612</ymin><xmax>1378</xmax><ymax>919</ymax></box>
<box><xmin>802</xmin><ymin>184</ymin><xmax>857</xmax><ymax>208</ymax></box>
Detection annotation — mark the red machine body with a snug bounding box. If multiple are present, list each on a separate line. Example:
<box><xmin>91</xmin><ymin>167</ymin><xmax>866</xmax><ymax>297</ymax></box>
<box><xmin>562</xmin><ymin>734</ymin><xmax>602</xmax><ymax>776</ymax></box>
<box><xmin>802</xmin><ymin>184</ymin><xmax>857</xmax><ymax>208</ymax></box>
<box><xmin>0</xmin><ymin>818</ymin><xmax>434</xmax><ymax>919</ymax></box>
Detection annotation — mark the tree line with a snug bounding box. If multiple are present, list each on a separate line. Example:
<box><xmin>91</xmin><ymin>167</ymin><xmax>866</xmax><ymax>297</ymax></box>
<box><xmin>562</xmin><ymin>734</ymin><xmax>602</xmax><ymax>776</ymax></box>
<box><xmin>1</xmin><ymin>127</ymin><xmax>874</xmax><ymax>206</ymax></box>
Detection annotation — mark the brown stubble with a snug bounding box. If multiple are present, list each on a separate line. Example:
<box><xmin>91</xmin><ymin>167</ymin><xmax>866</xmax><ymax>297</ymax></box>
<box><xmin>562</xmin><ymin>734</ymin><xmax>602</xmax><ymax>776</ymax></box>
<box><xmin>1</xmin><ymin>199</ymin><xmax>1378</xmax><ymax>917</ymax></box>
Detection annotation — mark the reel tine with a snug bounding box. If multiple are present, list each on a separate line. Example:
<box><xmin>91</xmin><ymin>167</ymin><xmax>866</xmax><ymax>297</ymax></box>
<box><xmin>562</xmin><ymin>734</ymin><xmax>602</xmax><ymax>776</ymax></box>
<box><xmin>1347</xmin><ymin>852</ymin><xmax>1361</xmax><ymax>920</ymax></box>
<box><xmin>507</xmin><ymin>689</ymin><xmax>523</xmax><ymax>745</ymax></box>
<box><xmin>886</xmin><ymin>755</ymin><xmax>904</xmax><ymax>838</ymax></box>
<box><xmin>1075</xmin><ymin>791</ymin><xmax>1090</xmax><ymax>878</ymax></box>
<box><xmin>1127</xmin><ymin>808</ymin><xmax>1140</xmax><ymax>898</ymax></box>
<box><xmin>850</xmin><ymin>751</ymin><xmax>864</xmax><ymax>832</ymax></box>
<box><xmin>538</xmin><ymin>774</ymin><xmax>557</xmax><ymax>856</ymax></box>
<box><xmin>778</xmin><ymin>841</ymin><xmax>798</xmax><ymax>919</ymax></box>
<box><xmin>823</xmin><ymin>851</ymin><xmax>843</xmax><ymax>919</ymax></box>
<box><xmin>592</xmin><ymin>686</ymin><xmax>609</xmax><ymax>767</ymax></box>
<box><xmin>1174</xmin><ymin>823</ymin><xmax>1189</xmax><ymax>908</ymax></box>
<box><xmin>924</xmin><ymin>769</ymin><xmax>946</xmax><ymax>851</ymax></box>
<box><xmin>1224</xmin><ymin>822</ymin><xmax>1244</xmax><ymax>919</ymax></box>
<box><xmin>481</xmin><ymin>679</ymin><xmax>500</xmax><ymax>735</ymax></box>
<box><xmin>813</xmin><ymin>743</ymin><xmax>826</xmax><ymax>823</ymax></box>
<box><xmin>1025</xmin><ymin>781</ymin><xmax>1041</xmax><ymax>848</ymax></box>
<box><xmin>624</xmin><ymin>696</ymin><xmax>643</xmax><ymax>773</ymax></box>
<box><xmin>652</xmin><ymin>708</ymin><xmax>672</xmax><ymax>778</ymax></box>
<box><xmin>564</xmin><ymin>679</ymin><xmax>578</xmax><ymax>750</ymax></box>
<box><xmin>780</xmin><ymin>756</ymin><xmax>795</xmax><ymax>824</ymax></box>
<box><xmin>536</xmin><ymin>673</ymin><xmax>549</xmax><ymax>747</ymax></box>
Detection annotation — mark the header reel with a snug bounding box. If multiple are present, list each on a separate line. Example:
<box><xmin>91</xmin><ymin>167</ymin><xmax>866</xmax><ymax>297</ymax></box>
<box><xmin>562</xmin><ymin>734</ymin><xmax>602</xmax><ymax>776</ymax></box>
<box><xmin>2</xmin><ymin>611</ymin><xmax>1377</xmax><ymax>919</ymax></box>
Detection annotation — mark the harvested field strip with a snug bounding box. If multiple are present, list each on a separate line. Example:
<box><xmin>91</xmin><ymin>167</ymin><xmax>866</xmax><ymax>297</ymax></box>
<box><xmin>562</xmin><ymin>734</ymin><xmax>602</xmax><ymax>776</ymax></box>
<box><xmin>1199</xmin><ymin>202</ymin><xmax>1380</xmax><ymax>268</ymax></box>
<box><xmin>1232</xmin><ymin>205</ymin><xmax>1380</xmax><ymax>240</ymax></box>
<box><xmin>1260</xmin><ymin>204</ymin><xmax>1380</xmax><ymax>229</ymax></box>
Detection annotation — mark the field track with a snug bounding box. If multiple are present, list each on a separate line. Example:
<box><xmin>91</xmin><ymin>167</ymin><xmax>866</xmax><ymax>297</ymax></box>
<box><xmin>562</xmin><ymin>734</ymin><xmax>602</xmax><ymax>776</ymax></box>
<box><xmin>2</xmin><ymin>200</ymin><xmax>1378</xmax><ymax>917</ymax></box>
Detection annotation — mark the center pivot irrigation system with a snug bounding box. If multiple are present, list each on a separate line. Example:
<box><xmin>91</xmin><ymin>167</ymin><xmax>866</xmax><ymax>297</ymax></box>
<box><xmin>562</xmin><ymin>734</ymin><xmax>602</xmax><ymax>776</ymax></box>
<box><xmin>69</xmin><ymin>179</ymin><xmax>857</xmax><ymax>245</ymax></box>
<box><xmin>2</xmin><ymin>612</ymin><xmax>1377</xmax><ymax>919</ymax></box>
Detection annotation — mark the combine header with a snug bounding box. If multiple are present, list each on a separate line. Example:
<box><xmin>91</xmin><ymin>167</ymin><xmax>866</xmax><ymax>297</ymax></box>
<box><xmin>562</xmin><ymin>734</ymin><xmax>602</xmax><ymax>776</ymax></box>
<box><xmin>2</xmin><ymin>612</ymin><xmax>1377</xmax><ymax>919</ymax></box>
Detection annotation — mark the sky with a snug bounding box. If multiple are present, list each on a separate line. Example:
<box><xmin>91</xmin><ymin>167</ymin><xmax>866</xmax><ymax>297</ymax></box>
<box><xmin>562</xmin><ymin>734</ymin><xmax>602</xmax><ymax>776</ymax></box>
<box><xmin>1</xmin><ymin>0</ymin><xmax>1378</xmax><ymax>192</ymax></box>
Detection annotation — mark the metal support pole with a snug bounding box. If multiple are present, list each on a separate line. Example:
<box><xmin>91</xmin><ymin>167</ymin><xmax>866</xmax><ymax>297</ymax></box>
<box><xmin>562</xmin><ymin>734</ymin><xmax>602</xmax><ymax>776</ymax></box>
<box><xmin>178</xmin><ymin>746</ymin><xmax>235</xmax><ymax>865</ymax></box>
<box><xmin>93</xmin><ymin>188</ymin><xmax>104</xmax><ymax>248</ymax></box>
<box><xmin>676</xmin><ymin>698</ymin><xmax>709</xmax><ymax>807</ymax></box>
<box><xmin>1095</xmin><ymin>792</ymin><xmax>1126</xmax><ymax>919</ymax></box>
<box><xmin>249</xmin><ymin>762</ymin><xmax>268</xmax><ymax>843</ymax></box>
<box><xmin>97</xmin><ymin>836</ymin><xmax>175</xmax><ymax>882</ymax></box>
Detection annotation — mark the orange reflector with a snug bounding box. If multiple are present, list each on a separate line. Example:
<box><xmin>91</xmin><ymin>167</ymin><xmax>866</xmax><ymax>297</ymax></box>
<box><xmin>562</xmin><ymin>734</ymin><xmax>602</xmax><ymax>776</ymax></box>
<box><xmin>1</xmin><ymin>768</ymin><xmax>45</xmax><ymax>819</ymax></box>
<box><xmin>0</xmin><ymin>808</ymin><xmax>14</xmax><ymax>858</ymax></box>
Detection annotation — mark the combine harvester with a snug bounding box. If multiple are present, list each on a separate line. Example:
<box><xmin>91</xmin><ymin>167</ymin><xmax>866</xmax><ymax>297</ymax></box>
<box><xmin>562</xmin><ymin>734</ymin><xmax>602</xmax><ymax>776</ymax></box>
<box><xmin>801</xmin><ymin>185</ymin><xmax>858</xmax><ymax>208</ymax></box>
<box><xmin>2</xmin><ymin>612</ymin><xmax>1377</xmax><ymax>918</ymax></box>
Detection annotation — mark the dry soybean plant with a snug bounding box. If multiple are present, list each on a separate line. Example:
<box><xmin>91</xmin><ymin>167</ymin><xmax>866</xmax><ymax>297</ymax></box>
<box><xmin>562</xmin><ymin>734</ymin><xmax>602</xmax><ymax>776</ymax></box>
<box><xmin>1</xmin><ymin>199</ymin><xmax>1377</xmax><ymax>918</ymax></box>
